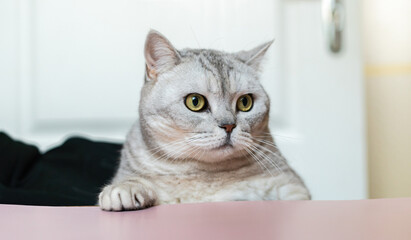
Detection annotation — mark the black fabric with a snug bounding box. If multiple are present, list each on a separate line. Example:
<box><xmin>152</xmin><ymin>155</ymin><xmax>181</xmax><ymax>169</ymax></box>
<box><xmin>0</xmin><ymin>132</ymin><xmax>121</xmax><ymax>206</ymax></box>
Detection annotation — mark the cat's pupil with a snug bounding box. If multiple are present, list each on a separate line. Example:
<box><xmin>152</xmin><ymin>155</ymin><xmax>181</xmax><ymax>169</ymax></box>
<box><xmin>241</xmin><ymin>97</ymin><xmax>248</xmax><ymax>106</ymax></box>
<box><xmin>192</xmin><ymin>96</ymin><xmax>199</xmax><ymax>106</ymax></box>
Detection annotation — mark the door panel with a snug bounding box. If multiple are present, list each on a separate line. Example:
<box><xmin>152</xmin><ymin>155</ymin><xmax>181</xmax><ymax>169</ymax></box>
<box><xmin>278</xmin><ymin>0</ymin><xmax>366</xmax><ymax>200</ymax></box>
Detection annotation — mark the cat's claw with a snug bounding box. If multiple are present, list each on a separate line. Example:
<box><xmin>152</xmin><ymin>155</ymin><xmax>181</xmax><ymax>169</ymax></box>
<box><xmin>99</xmin><ymin>183</ymin><xmax>156</xmax><ymax>211</ymax></box>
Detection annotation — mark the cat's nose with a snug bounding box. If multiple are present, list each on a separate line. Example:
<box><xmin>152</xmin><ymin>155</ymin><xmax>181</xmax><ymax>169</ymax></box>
<box><xmin>219</xmin><ymin>124</ymin><xmax>236</xmax><ymax>133</ymax></box>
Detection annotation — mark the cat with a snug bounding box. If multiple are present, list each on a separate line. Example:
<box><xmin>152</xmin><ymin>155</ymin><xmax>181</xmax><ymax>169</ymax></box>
<box><xmin>98</xmin><ymin>30</ymin><xmax>310</xmax><ymax>211</ymax></box>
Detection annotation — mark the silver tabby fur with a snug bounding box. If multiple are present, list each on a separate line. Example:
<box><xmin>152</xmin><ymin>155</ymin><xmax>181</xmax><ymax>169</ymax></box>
<box><xmin>99</xmin><ymin>30</ymin><xmax>310</xmax><ymax>211</ymax></box>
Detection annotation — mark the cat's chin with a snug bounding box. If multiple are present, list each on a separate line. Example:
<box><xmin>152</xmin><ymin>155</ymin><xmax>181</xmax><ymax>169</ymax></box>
<box><xmin>193</xmin><ymin>145</ymin><xmax>246</xmax><ymax>163</ymax></box>
<box><xmin>214</xmin><ymin>142</ymin><xmax>234</xmax><ymax>151</ymax></box>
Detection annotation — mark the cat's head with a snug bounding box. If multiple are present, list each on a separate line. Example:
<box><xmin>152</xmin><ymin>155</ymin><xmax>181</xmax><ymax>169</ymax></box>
<box><xmin>139</xmin><ymin>30</ymin><xmax>272</xmax><ymax>163</ymax></box>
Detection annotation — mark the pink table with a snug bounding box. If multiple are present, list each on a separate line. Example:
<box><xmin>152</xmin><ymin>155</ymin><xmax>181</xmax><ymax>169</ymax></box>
<box><xmin>1</xmin><ymin>198</ymin><xmax>411</xmax><ymax>240</ymax></box>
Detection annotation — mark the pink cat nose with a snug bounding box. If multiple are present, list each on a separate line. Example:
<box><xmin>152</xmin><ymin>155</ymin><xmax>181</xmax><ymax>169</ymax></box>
<box><xmin>219</xmin><ymin>124</ymin><xmax>236</xmax><ymax>133</ymax></box>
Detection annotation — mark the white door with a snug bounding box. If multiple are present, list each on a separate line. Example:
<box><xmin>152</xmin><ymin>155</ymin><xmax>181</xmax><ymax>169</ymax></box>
<box><xmin>0</xmin><ymin>0</ymin><xmax>366</xmax><ymax>200</ymax></box>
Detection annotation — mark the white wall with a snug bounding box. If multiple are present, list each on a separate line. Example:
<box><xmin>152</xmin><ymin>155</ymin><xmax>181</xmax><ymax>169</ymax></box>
<box><xmin>0</xmin><ymin>1</ymin><xmax>19</xmax><ymax>137</ymax></box>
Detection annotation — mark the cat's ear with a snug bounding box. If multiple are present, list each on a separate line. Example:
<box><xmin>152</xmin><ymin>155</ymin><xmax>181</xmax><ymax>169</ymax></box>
<box><xmin>144</xmin><ymin>30</ymin><xmax>180</xmax><ymax>80</ymax></box>
<box><xmin>234</xmin><ymin>40</ymin><xmax>274</xmax><ymax>71</ymax></box>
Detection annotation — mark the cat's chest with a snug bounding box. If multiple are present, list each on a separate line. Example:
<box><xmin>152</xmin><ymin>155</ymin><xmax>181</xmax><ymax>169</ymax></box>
<box><xmin>154</xmin><ymin>173</ymin><xmax>281</xmax><ymax>204</ymax></box>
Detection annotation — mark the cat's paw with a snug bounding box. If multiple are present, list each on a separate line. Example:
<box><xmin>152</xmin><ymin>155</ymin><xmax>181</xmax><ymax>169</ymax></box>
<box><xmin>98</xmin><ymin>182</ymin><xmax>157</xmax><ymax>211</ymax></box>
<box><xmin>278</xmin><ymin>184</ymin><xmax>311</xmax><ymax>200</ymax></box>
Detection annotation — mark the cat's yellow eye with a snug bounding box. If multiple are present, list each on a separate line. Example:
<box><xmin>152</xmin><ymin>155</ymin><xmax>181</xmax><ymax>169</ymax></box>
<box><xmin>237</xmin><ymin>94</ymin><xmax>253</xmax><ymax>112</ymax></box>
<box><xmin>185</xmin><ymin>93</ymin><xmax>206</xmax><ymax>112</ymax></box>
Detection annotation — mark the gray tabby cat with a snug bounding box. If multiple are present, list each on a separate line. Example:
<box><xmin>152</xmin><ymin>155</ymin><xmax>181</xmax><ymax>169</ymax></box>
<box><xmin>99</xmin><ymin>30</ymin><xmax>310</xmax><ymax>211</ymax></box>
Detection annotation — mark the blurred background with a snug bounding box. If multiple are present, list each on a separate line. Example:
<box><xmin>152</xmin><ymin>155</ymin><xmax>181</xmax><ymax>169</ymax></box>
<box><xmin>0</xmin><ymin>0</ymin><xmax>409</xmax><ymax>200</ymax></box>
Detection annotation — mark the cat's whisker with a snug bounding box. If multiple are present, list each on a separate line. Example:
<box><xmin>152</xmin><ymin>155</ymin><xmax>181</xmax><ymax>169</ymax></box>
<box><xmin>178</xmin><ymin>142</ymin><xmax>202</xmax><ymax>161</ymax></box>
<box><xmin>188</xmin><ymin>146</ymin><xmax>204</xmax><ymax>162</ymax></box>
<box><xmin>146</xmin><ymin>138</ymin><xmax>188</xmax><ymax>154</ymax></box>
<box><xmin>150</xmin><ymin>139</ymin><xmax>197</xmax><ymax>164</ymax></box>
<box><xmin>165</xmin><ymin>146</ymin><xmax>193</xmax><ymax>163</ymax></box>
<box><xmin>236</xmin><ymin>135</ymin><xmax>283</xmax><ymax>174</ymax></box>
<box><xmin>185</xmin><ymin>147</ymin><xmax>200</xmax><ymax>159</ymax></box>
<box><xmin>247</xmin><ymin>143</ymin><xmax>283</xmax><ymax>174</ymax></box>
<box><xmin>251</xmin><ymin>138</ymin><xmax>286</xmax><ymax>162</ymax></box>
<box><xmin>242</xmin><ymin>146</ymin><xmax>266</xmax><ymax>173</ymax></box>
<box><xmin>187</xmin><ymin>136</ymin><xmax>230</xmax><ymax>150</ymax></box>
<box><xmin>259</xmin><ymin>147</ymin><xmax>283</xmax><ymax>164</ymax></box>
<box><xmin>146</xmin><ymin>143</ymin><xmax>187</xmax><ymax>164</ymax></box>
<box><xmin>256</xmin><ymin>132</ymin><xmax>300</xmax><ymax>141</ymax></box>
<box><xmin>197</xmin><ymin>148</ymin><xmax>207</xmax><ymax>162</ymax></box>
<box><xmin>120</xmin><ymin>139</ymin><xmax>190</xmax><ymax>168</ymax></box>
<box><xmin>243</xmin><ymin>145</ymin><xmax>274</xmax><ymax>177</ymax></box>
<box><xmin>239</xmin><ymin>149</ymin><xmax>255</xmax><ymax>166</ymax></box>
<box><xmin>164</xmin><ymin>138</ymin><xmax>207</xmax><ymax>163</ymax></box>
<box><xmin>238</xmin><ymin>139</ymin><xmax>267</xmax><ymax>168</ymax></box>
<box><xmin>252</xmin><ymin>138</ymin><xmax>280</xmax><ymax>150</ymax></box>
<box><xmin>175</xmin><ymin>142</ymin><xmax>206</xmax><ymax>163</ymax></box>
<box><xmin>153</xmin><ymin>135</ymin><xmax>227</xmax><ymax>163</ymax></box>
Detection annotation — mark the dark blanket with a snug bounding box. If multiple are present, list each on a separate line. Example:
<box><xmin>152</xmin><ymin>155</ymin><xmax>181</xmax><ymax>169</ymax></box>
<box><xmin>0</xmin><ymin>132</ymin><xmax>121</xmax><ymax>206</ymax></box>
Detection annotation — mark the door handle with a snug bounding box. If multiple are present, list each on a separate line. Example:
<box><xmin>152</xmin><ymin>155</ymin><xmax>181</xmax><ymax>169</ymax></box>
<box><xmin>322</xmin><ymin>0</ymin><xmax>345</xmax><ymax>53</ymax></box>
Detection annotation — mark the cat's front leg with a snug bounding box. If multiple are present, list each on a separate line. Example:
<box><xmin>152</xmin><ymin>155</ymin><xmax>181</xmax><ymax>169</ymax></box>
<box><xmin>98</xmin><ymin>179</ymin><xmax>157</xmax><ymax>211</ymax></box>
